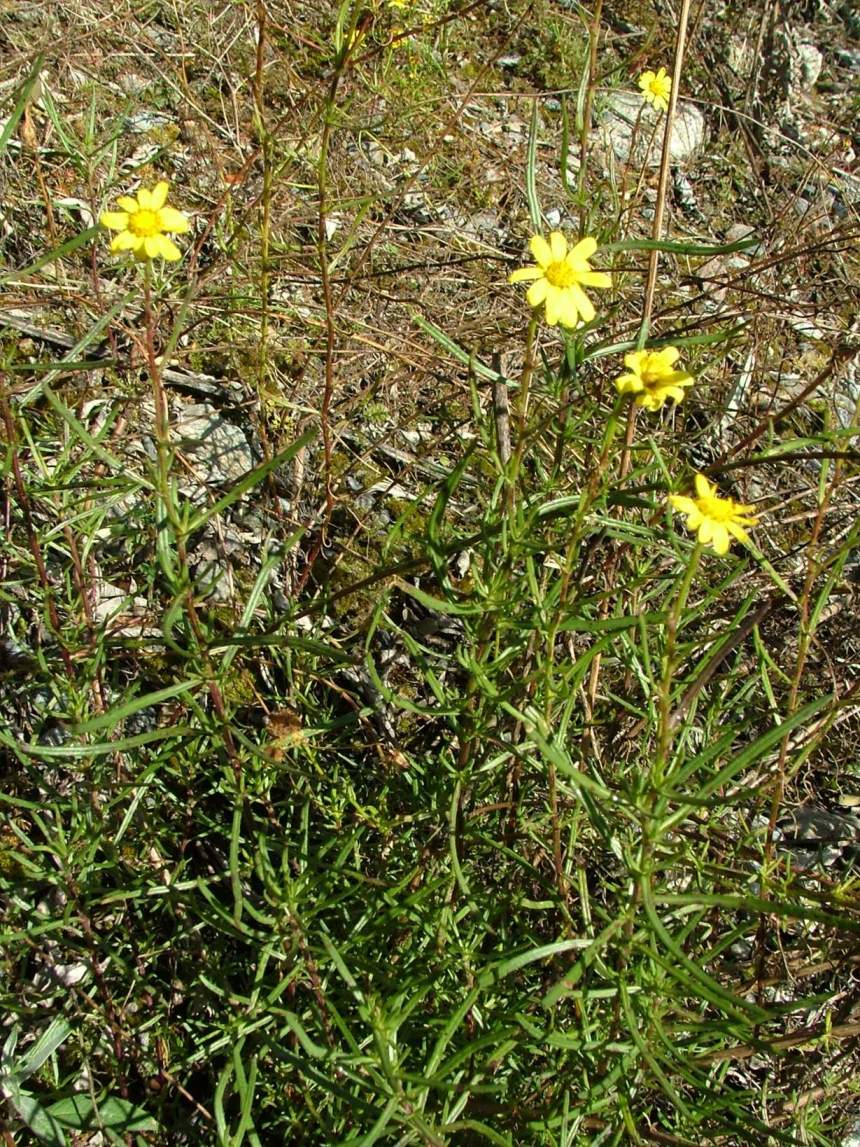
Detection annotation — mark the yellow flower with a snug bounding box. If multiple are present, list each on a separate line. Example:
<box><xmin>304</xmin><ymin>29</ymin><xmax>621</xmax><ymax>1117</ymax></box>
<box><xmin>100</xmin><ymin>181</ymin><xmax>190</xmax><ymax>262</ymax></box>
<box><xmin>389</xmin><ymin>0</ymin><xmax>409</xmax><ymax>7</ymax></box>
<box><xmin>669</xmin><ymin>474</ymin><xmax>758</xmax><ymax>555</ymax></box>
<box><xmin>615</xmin><ymin>346</ymin><xmax>694</xmax><ymax>411</ymax></box>
<box><xmin>638</xmin><ymin>67</ymin><xmax>672</xmax><ymax>113</ymax></box>
<box><xmin>508</xmin><ymin>233</ymin><xmax>611</xmax><ymax>328</ymax></box>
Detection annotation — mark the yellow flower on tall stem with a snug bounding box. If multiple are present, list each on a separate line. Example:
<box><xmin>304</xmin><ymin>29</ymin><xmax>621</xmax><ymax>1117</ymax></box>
<box><xmin>508</xmin><ymin>232</ymin><xmax>611</xmax><ymax>328</ymax></box>
<box><xmin>669</xmin><ymin>474</ymin><xmax>758</xmax><ymax>555</ymax></box>
<box><xmin>638</xmin><ymin>67</ymin><xmax>672</xmax><ymax>113</ymax></box>
<box><xmin>615</xmin><ymin>346</ymin><xmax>694</xmax><ymax>411</ymax></box>
<box><xmin>100</xmin><ymin>181</ymin><xmax>190</xmax><ymax>262</ymax></box>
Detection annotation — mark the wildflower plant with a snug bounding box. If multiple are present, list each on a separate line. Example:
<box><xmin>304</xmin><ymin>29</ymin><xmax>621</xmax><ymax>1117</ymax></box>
<box><xmin>508</xmin><ymin>232</ymin><xmax>611</xmax><ymax>327</ymax></box>
<box><xmin>100</xmin><ymin>181</ymin><xmax>190</xmax><ymax>261</ymax></box>
<box><xmin>614</xmin><ymin>346</ymin><xmax>694</xmax><ymax>410</ymax></box>
<box><xmin>639</xmin><ymin>65</ymin><xmax>672</xmax><ymax>112</ymax></box>
<box><xmin>669</xmin><ymin>473</ymin><xmax>759</xmax><ymax>554</ymax></box>
<box><xmin>2</xmin><ymin>9</ymin><xmax>856</xmax><ymax>1147</ymax></box>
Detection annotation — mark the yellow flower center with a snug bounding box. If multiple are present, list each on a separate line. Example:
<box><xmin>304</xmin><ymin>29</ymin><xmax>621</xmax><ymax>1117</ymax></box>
<box><xmin>698</xmin><ymin>495</ymin><xmax>737</xmax><ymax>523</ymax></box>
<box><xmin>544</xmin><ymin>260</ymin><xmax>577</xmax><ymax>288</ymax></box>
<box><xmin>129</xmin><ymin>209</ymin><xmax>161</xmax><ymax>238</ymax></box>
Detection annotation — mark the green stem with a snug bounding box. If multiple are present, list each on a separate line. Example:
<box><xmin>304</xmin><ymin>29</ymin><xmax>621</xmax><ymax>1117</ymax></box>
<box><xmin>653</xmin><ymin>542</ymin><xmax>701</xmax><ymax>788</ymax></box>
<box><xmin>142</xmin><ymin>264</ymin><xmax>174</xmax><ymax>531</ymax></box>
<box><xmin>506</xmin><ymin>313</ymin><xmax>539</xmax><ymax>503</ymax></box>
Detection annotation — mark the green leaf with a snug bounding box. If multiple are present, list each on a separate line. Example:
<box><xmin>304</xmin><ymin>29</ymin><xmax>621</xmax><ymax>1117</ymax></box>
<box><xmin>412</xmin><ymin>313</ymin><xmax>503</xmax><ymax>383</ymax></box>
<box><xmin>0</xmin><ymin>54</ymin><xmax>44</xmax><ymax>158</ymax></box>
<box><xmin>394</xmin><ymin>578</ymin><xmax>482</xmax><ymax>618</ymax></box>
<box><xmin>14</xmin><ymin>1018</ymin><xmax>72</xmax><ymax>1080</ymax></box>
<box><xmin>478</xmin><ymin>938</ymin><xmax>594</xmax><ymax>988</ymax></box>
<box><xmin>46</xmin><ymin>1094</ymin><xmax>157</xmax><ymax>1133</ymax></box>
<box><xmin>72</xmin><ymin>679</ymin><xmax>200</xmax><ymax>735</ymax></box>
<box><xmin>525</xmin><ymin>101</ymin><xmax>542</xmax><ymax>230</ymax></box>
<box><xmin>0</xmin><ymin>227</ymin><xmax>101</xmax><ymax>287</ymax></box>
<box><xmin>6</xmin><ymin>1088</ymin><xmax>67</xmax><ymax>1147</ymax></box>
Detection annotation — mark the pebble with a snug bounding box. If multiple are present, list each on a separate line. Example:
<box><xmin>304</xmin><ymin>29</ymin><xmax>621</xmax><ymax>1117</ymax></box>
<box><xmin>599</xmin><ymin>91</ymin><xmax>705</xmax><ymax>167</ymax></box>
<box><xmin>175</xmin><ymin>403</ymin><xmax>257</xmax><ymax>485</ymax></box>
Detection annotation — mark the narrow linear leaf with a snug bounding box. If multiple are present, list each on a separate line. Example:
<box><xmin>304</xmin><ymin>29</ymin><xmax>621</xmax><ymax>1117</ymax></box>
<box><xmin>0</xmin><ymin>53</ymin><xmax>44</xmax><ymax>158</ymax></box>
<box><xmin>0</xmin><ymin>227</ymin><xmax>101</xmax><ymax>287</ymax></box>
<box><xmin>412</xmin><ymin>313</ymin><xmax>504</xmax><ymax>383</ymax></box>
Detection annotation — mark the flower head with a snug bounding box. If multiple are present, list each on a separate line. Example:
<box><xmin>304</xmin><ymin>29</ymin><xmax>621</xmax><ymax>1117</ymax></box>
<box><xmin>615</xmin><ymin>346</ymin><xmax>694</xmax><ymax>411</ymax></box>
<box><xmin>638</xmin><ymin>67</ymin><xmax>672</xmax><ymax>113</ymax></box>
<box><xmin>508</xmin><ymin>232</ymin><xmax>611</xmax><ymax>328</ymax></box>
<box><xmin>100</xmin><ymin>181</ymin><xmax>190</xmax><ymax>262</ymax></box>
<box><xmin>669</xmin><ymin>474</ymin><xmax>758</xmax><ymax>555</ymax></box>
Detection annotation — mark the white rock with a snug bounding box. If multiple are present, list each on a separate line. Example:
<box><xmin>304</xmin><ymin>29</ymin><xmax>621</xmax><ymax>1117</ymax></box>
<box><xmin>124</xmin><ymin>111</ymin><xmax>173</xmax><ymax>134</ymax></box>
<box><xmin>794</xmin><ymin>42</ymin><xmax>823</xmax><ymax>90</ymax></box>
<box><xmin>599</xmin><ymin>90</ymin><xmax>705</xmax><ymax>167</ymax></box>
<box><xmin>175</xmin><ymin>404</ymin><xmax>256</xmax><ymax>484</ymax></box>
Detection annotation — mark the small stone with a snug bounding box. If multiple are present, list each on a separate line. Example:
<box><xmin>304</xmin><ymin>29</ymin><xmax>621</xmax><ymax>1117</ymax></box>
<box><xmin>367</xmin><ymin>142</ymin><xmax>389</xmax><ymax>167</ymax></box>
<box><xmin>175</xmin><ymin>404</ymin><xmax>256</xmax><ymax>485</ymax></box>
<box><xmin>118</xmin><ymin>73</ymin><xmax>150</xmax><ymax>96</ymax></box>
<box><xmin>834</xmin><ymin>47</ymin><xmax>860</xmax><ymax>74</ymax></box>
<box><xmin>794</xmin><ymin>42</ymin><xmax>823</xmax><ymax>90</ymax></box>
<box><xmin>544</xmin><ymin>208</ymin><xmax>562</xmax><ymax>228</ymax></box>
<box><xmin>124</xmin><ymin>112</ymin><xmax>173</xmax><ymax>134</ymax></box>
<box><xmin>600</xmin><ymin>91</ymin><xmax>705</xmax><ymax>167</ymax></box>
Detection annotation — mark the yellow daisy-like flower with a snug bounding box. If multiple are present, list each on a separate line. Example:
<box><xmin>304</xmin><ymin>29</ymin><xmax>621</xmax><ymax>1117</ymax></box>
<box><xmin>508</xmin><ymin>232</ymin><xmax>611</xmax><ymax>328</ymax></box>
<box><xmin>638</xmin><ymin>67</ymin><xmax>672</xmax><ymax>113</ymax></box>
<box><xmin>389</xmin><ymin>0</ymin><xmax>409</xmax><ymax>8</ymax></box>
<box><xmin>615</xmin><ymin>346</ymin><xmax>694</xmax><ymax>412</ymax></box>
<box><xmin>669</xmin><ymin>474</ymin><xmax>758</xmax><ymax>555</ymax></box>
<box><xmin>99</xmin><ymin>181</ymin><xmax>190</xmax><ymax>262</ymax></box>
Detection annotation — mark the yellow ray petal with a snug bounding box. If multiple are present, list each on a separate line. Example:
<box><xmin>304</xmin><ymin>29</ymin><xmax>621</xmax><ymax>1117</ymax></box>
<box><xmin>568</xmin><ymin>283</ymin><xmax>595</xmax><ymax>323</ymax></box>
<box><xmin>669</xmin><ymin>495</ymin><xmax>696</xmax><ymax>515</ymax></box>
<box><xmin>569</xmin><ymin>236</ymin><xmax>597</xmax><ymax>261</ymax></box>
<box><xmin>549</xmin><ymin>231</ymin><xmax>567</xmax><ymax>261</ymax></box>
<box><xmin>655</xmin><ymin>345</ymin><xmax>680</xmax><ymax>367</ymax></box>
<box><xmin>527</xmin><ymin>278</ymin><xmax>549</xmax><ymax>307</ymax></box>
<box><xmin>529</xmin><ymin>235</ymin><xmax>552</xmax><ymax>267</ymax></box>
<box><xmin>509</xmin><ymin>266</ymin><xmax>544</xmax><ymax>283</ymax></box>
<box><xmin>544</xmin><ymin>288</ymin><xmax>561</xmax><ymax>326</ymax></box>
<box><xmin>100</xmin><ymin>211</ymin><xmax>129</xmax><ymax>230</ymax></box>
<box><xmin>145</xmin><ymin>233</ymin><xmax>182</xmax><ymax>261</ymax></box>
<box><xmin>578</xmin><ymin>271</ymin><xmax>612</xmax><ymax>288</ymax></box>
<box><xmin>150</xmin><ymin>181</ymin><xmax>170</xmax><ymax>209</ymax></box>
<box><xmin>111</xmin><ymin>230</ymin><xmax>142</xmax><ymax>252</ymax></box>
<box><xmin>711</xmin><ymin>525</ymin><xmax>730</xmax><ymax>554</ymax></box>
<box><xmin>156</xmin><ymin>206</ymin><xmax>190</xmax><ymax>233</ymax></box>
<box><xmin>726</xmin><ymin>522</ymin><xmax>751</xmax><ymax>544</ymax></box>
<box><xmin>615</xmin><ymin>374</ymin><xmax>643</xmax><ymax>394</ymax></box>
<box><xmin>694</xmin><ymin>474</ymin><xmax>715</xmax><ymax>499</ymax></box>
<box><xmin>557</xmin><ymin>294</ymin><xmax>580</xmax><ymax>328</ymax></box>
